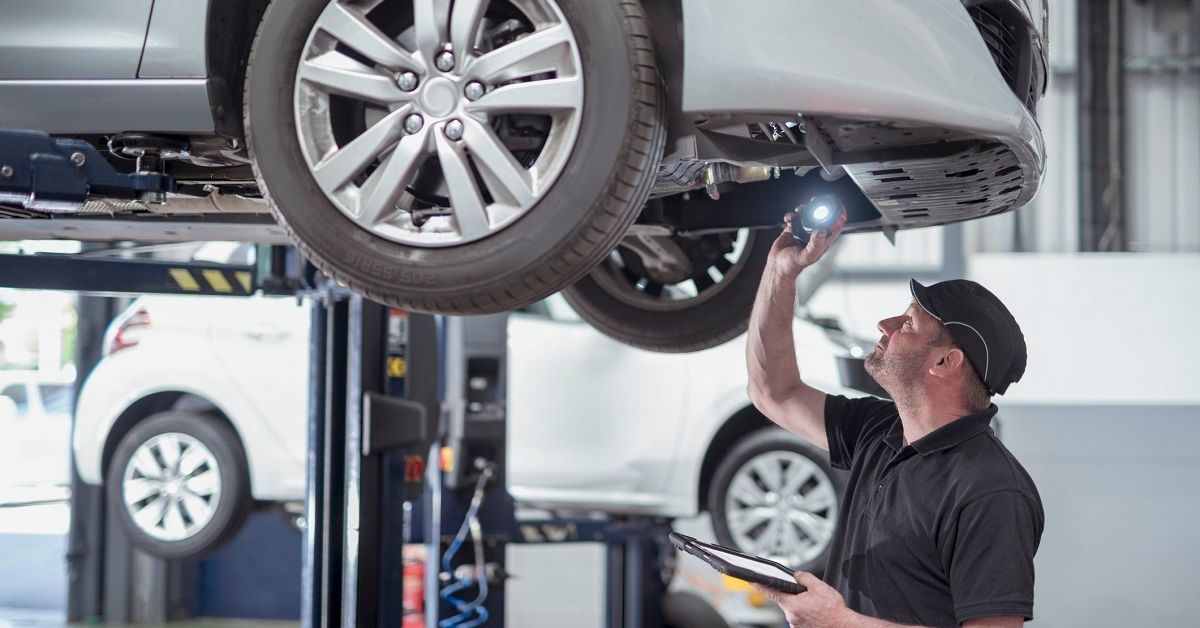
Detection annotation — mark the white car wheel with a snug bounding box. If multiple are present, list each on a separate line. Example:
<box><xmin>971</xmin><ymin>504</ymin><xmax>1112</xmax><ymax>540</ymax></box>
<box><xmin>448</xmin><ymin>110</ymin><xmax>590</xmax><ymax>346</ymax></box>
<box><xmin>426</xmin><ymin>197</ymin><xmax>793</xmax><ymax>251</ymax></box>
<box><xmin>709</xmin><ymin>428</ymin><xmax>846</xmax><ymax>573</ymax></box>
<box><xmin>107</xmin><ymin>411</ymin><xmax>252</xmax><ymax>560</ymax></box>
<box><xmin>121</xmin><ymin>432</ymin><xmax>223</xmax><ymax>542</ymax></box>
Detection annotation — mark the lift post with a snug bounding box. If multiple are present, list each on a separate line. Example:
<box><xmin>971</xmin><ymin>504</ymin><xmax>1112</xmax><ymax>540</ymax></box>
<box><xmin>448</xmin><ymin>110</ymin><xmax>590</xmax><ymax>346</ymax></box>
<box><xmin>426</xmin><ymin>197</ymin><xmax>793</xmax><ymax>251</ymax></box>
<box><xmin>304</xmin><ymin>293</ymin><xmax>683</xmax><ymax>627</ymax></box>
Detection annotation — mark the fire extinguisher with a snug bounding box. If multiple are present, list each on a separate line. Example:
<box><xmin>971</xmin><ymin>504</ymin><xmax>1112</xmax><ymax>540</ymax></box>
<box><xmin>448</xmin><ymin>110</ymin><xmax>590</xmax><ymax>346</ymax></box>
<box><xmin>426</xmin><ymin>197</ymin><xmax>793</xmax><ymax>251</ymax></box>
<box><xmin>401</xmin><ymin>499</ymin><xmax>425</xmax><ymax>628</ymax></box>
<box><xmin>402</xmin><ymin>550</ymin><xmax>425</xmax><ymax>628</ymax></box>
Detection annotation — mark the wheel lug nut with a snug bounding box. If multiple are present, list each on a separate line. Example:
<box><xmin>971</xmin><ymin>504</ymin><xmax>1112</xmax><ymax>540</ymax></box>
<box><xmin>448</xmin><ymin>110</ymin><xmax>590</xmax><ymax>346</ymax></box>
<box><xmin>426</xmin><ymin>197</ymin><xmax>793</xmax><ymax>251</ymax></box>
<box><xmin>404</xmin><ymin>114</ymin><xmax>425</xmax><ymax>135</ymax></box>
<box><xmin>444</xmin><ymin>119</ymin><xmax>464</xmax><ymax>141</ymax></box>
<box><xmin>396</xmin><ymin>71</ymin><xmax>419</xmax><ymax>92</ymax></box>
<box><xmin>464</xmin><ymin>81</ymin><xmax>485</xmax><ymax>101</ymax></box>
<box><xmin>435</xmin><ymin>50</ymin><xmax>456</xmax><ymax>72</ymax></box>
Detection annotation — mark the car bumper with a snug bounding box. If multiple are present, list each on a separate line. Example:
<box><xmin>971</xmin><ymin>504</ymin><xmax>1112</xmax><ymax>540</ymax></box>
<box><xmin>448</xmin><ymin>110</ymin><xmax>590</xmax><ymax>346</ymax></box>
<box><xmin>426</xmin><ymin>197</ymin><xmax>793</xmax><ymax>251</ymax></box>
<box><xmin>681</xmin><ymin>0</ymin><xmax>1047</xmax><ymax>228</ymax></box>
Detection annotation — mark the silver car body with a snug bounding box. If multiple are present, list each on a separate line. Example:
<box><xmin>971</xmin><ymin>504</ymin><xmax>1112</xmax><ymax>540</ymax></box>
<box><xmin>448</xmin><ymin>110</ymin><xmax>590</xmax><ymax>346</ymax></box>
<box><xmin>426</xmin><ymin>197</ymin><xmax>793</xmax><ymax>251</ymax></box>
<box><xmin>0</xmin><ymin>0</ymin><xmax>1046</xmax><ymax>222</ymax></box>
<box><xmin>0</xmin><ymin>0</ymin><xmax>212</xmax><ymax>133</ymax></box>
<box><xmin>682</xmin><ymin>0</ymin><xmax>1046</xmax><ymax>226</ymax></box>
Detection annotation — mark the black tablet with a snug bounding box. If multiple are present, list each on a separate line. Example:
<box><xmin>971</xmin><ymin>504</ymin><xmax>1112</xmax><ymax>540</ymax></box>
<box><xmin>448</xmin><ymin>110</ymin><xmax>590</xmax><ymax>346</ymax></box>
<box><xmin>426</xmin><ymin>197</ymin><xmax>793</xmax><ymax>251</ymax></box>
<box><xmin>669</xmin><ymin>531</ymin><xmax>805</xmax><ymax>595</ymax></box>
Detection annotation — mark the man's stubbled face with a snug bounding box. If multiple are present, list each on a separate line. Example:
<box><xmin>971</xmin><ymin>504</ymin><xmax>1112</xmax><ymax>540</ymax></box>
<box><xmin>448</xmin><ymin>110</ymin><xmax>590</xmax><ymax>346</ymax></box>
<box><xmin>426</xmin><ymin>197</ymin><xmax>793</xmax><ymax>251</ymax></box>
<box><xmin>864</xmin><ymin>301</ymin><xmax>939</xmax><ymax>391</ymax></box>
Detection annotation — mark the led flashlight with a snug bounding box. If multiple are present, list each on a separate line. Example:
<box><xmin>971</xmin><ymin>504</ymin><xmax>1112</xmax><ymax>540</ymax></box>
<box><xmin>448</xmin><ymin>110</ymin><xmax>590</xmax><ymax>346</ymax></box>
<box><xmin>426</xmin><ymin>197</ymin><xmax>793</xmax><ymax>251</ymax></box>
<box><xmin>791</xmin><ymin>193</ymin><xmax>845</xmax><ymax>246</ymax></box>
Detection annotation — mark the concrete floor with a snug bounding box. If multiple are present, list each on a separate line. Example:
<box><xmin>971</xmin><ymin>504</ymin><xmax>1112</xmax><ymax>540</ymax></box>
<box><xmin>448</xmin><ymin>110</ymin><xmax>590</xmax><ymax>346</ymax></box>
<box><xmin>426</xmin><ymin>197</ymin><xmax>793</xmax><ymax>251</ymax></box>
<box><xmin>0</xmin><ymin>499</ymin><xmax>780</xmax><ymax>627</ymax></box>
<box><xmin>0</xmin><ymin>616</ymin><xmax>295</xmax><ymax>628</ymax></box>
<box><xmin>0</xmin><ymin>503</ymin><xmax>69</xmax><ymax>615</ymax></box>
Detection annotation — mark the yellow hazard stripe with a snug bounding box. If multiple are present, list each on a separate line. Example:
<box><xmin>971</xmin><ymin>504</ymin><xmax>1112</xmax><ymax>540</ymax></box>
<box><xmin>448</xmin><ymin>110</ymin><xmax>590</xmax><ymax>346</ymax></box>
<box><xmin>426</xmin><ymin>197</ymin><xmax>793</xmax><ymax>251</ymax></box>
<box><xmin>169</xmin><ymin>269</ymin><xmax>201</xmax><ymax>292</ymax></box>
<box><xmin>202</xmin><ymin>269</ymin><xmax>233</xmax><ymax>293</ymax></box>
<box><xmin>235</xmin><ymin>271</ymin><xmax>252</xmax><ymax>294</ymax></box>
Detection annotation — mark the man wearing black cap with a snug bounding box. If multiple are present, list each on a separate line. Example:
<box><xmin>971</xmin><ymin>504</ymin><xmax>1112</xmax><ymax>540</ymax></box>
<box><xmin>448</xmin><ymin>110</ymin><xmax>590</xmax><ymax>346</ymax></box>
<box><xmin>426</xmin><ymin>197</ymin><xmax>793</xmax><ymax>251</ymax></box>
<box><xmin>745</xmin><ymin>213</ymin><xmax>1043</xmax><ymax>628</ymax></box>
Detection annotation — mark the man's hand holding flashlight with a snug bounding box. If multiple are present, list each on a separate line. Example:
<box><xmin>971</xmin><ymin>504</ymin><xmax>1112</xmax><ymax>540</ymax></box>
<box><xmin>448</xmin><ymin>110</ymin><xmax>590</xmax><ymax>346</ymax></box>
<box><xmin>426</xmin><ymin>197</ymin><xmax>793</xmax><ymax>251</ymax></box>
<box><xmin>768</xmin><ymin>205</ymin><xmax>846</xmax><ymax>278</ymax></box>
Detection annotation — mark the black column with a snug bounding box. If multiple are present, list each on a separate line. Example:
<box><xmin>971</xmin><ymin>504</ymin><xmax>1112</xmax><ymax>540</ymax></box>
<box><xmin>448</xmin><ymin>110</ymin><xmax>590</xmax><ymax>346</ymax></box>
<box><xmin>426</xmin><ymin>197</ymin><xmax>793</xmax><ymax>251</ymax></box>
<box><xmin>304</xmin><ymin>294</ymin><xmax>350</xmax><ymax>628</ymax></box>
<box><xmin>1078</xmin><ymin>0</ymin><xmax>1127</xmax><ymax>252</ymax></box>
<box><xmin>66</xmin><ymin>295</ymin><xmax>118</xmax><ymax>622</ymax></box>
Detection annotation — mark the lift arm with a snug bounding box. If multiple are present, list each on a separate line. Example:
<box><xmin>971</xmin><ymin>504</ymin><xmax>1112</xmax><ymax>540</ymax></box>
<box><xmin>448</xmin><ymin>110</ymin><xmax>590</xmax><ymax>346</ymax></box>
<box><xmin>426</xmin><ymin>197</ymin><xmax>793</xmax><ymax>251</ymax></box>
<box><xmin>0</xmin><ymin>127</ymin><xmax>173</xmax><ymax>213</ymax></box>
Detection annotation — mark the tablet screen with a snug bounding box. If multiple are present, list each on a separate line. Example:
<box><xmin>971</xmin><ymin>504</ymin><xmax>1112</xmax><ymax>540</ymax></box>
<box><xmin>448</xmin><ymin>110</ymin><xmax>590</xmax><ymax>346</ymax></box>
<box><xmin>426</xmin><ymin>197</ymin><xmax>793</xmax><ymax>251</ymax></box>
<box><xmin>700</xmin><ymin>543</ymin><xmax>795</xmax><ymax>582</ymax></box>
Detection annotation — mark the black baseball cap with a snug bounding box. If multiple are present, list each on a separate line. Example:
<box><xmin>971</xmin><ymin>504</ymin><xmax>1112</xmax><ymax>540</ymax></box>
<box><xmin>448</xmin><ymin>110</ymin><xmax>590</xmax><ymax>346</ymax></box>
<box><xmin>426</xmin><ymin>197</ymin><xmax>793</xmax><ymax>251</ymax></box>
<box><xmin>909</xmin><ymin>278</ymin><xmax>1027</xmax><ymax>396</ymax></box>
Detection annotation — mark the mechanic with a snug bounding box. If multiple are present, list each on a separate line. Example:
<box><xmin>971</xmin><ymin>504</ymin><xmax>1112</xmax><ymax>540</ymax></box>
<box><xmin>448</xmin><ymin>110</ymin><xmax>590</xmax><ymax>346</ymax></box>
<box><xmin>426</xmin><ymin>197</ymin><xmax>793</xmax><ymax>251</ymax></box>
<box><xmin>744</xmin><ymin>212</ymin><xmax>1043</xmax><ymax>628</ymax></box>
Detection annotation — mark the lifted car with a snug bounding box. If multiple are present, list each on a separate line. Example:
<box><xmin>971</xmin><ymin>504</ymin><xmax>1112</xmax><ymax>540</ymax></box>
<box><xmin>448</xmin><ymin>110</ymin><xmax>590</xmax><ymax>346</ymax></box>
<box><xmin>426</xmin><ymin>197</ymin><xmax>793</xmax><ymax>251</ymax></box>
<box><xmin>0</xmin><ymin>0</ymin><xmax>1046</xmax><ymax>352</ymax></box>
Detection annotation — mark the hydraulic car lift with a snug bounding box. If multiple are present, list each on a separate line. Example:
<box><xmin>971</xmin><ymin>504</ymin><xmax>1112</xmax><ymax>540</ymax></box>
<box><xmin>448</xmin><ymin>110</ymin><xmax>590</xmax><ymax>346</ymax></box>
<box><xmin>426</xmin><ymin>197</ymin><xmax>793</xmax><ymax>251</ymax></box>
<box><xmin>306</xmin><ymin>289</ymin><xmax>680</xmax><ymax>627</ymax></box>
<box><xmin>0</xmin><ymin>127</ymin><xmax>690</xmax><ymax>627</ymax></box>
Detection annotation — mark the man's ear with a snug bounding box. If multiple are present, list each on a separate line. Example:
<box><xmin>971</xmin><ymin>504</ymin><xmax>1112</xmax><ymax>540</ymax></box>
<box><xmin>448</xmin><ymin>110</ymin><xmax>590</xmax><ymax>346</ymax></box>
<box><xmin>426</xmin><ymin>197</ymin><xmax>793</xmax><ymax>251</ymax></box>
<box><xmin>929</xmin><ymin>347</ymin><xmax>965</xmax><ymax>378</ymax></box>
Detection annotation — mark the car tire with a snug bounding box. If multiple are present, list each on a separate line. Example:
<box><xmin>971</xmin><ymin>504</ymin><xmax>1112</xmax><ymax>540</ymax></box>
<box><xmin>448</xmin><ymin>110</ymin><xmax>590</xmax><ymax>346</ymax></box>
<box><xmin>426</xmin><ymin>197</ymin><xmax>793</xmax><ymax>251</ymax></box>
<box><xmin>245</xmin><ymin>0</ymin><xmax>666</xmax><ymax>314</ymax></box>
<box><xmin>562</xmin><ymin>228</ymin><xmax>774</xmax><ymax>352</ymax></box>
<box><xmin>107</xmin><ymin>411</ymin><xmax>252</xmax><ymax>560</ymax></box>
<box><xmin>661</xmin><ymin>590</ymin><xmax>730</xmax><ymax>628</ymax></box>
<box><xmin>708</xmin><ymin>428</ymin><xmax>845</xmax><ymax>574</ymax></box>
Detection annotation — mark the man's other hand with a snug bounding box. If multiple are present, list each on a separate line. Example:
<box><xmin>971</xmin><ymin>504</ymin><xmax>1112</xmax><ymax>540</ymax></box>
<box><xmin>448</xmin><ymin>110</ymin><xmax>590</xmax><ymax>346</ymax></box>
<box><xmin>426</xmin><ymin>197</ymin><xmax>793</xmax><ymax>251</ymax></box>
<box><xmin>753</xmin><ymin>571</ymin><xmax>851</xmax><ymax>628</ymax></box>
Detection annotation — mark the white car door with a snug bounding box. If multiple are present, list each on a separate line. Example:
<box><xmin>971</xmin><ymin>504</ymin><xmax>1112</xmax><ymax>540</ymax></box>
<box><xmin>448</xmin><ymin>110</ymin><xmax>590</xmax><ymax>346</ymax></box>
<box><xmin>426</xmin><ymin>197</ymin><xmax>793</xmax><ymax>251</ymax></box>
<box><xmin>206</xmin><ymin>296</ymin><xmax>311</xmax><ymax>465</ymax></box>
<box><xmin>507</xmin><ymin>300</ymin><xmax>689</xmax><ymax>507</ymax></box>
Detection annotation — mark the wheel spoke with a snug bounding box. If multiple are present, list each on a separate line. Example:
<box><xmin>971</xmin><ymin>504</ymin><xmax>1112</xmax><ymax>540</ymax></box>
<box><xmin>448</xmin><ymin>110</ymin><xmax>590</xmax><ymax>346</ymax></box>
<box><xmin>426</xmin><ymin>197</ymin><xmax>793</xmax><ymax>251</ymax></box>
<box><xmin>465</xmin><ymin>76</ymin><xmax>581</xmax><ymax>115</ymax></box>
<box><xmin>317</xmin><ymin>2</ymin><xmax>419</xmax><ymax>72</ymax></box>
<box><xmin>788</xmin><ymin>510</ymin><xmax>834</xmax><ymax>544</ymax></box>
<box><xmin>123</xmin><ymin>478</ymin><xmax>160</xmax><ymax>505</ymax></box>
<box><xmin>180</xmin><ymin>490</ymin><xmax>214</xmax><ymax>526</ymax></box>
<box><xmin>780</xmin><ymin>463</ymin><xmax>815</xmax><ymax>496</ymax></box>
<box><xmin>357</xmin><ymin>132</ymin><xmax>429</xmax><ymax>226</ymax></box>
<box><xmin>713</xmin><ymin>255</ymin><xmax>734</xmax><ymax>274</ymax></box>
<box><xmin>729</xmin><ymin>506</ymin><xmax>775</xmax><ymax>537</ymax></box>
<box><xmin>133</xmin><ymin>495</ymin><xmax>168</xmax><ymax>531</ymax></box>
<box><xmin>751</xmin><ymin>457</ymin><xmax>784</xmax><ymax>492</ymax></box>
<box><xmin>162</xmin><ymin>499</ymin><xmax>187</xmax><ymax>538</ymax></box>
<box><xmin>413</xmin><ymin>0</ymin><xmax>450</xmax><ymax>60</ymax></box>
<box><xmin>156</xmin><ymin>436</ymin><xmax>181</xmax><ymax>475</ymax></box>
<box><xmin>728</xmin><ymin>474</ymin><xmax>766</xmax><ymax>506</ymax></box>
<box><xmin>693</xmin><ymin>272</ymin><xmax>716</xmax><ymax>293</ymax></box>
<box><xmin>468</xmin><ymin>23</ymin><xmax>573</xmax><ymax>83</ymax></box>
<box><xmin>185</xmin><ymin>469</ymin><xmax>219</xmax><ymax>497</ymax></box>
<box><xmin>177</xmin><ymin>446</ymin><xmax>210</xmax><ymax>478</ymax></box>
<box><xmin>782</xmin><ymin>514</ymin><xmax>807</xmax><ymax>554</ymax></box>
<box><xmin>314</xmin><ymin>106</ymin><xmax>410</xmax><ymax>192</ymax></box>
<box><xmin>132</xmin><ymin>447</ymin><xmax>164</xmax><ymax>480</ymax></box>
<box><xmin>751</xmin><ymin>518</ymin><xmax>782</xmax><ymax>554</ymax></box>
<box><xmin>299</xmin><ymin>51</ymin><xmax>403</xmax><ymax>104</ymax></box>
<box><xmin>802</xmin><ymin>483</ymin><xmax>836</xmax><ymax>513</ymax></box>
<box><xmin>462</xmin><ymin>118</ymin><xmax>534</xmax><ymax>207</ymax></box>
<box><xmin>435</xmin><ymin>132</ymin><xmax>491</xmax><ymax>239</ymax></box>
<box><xmin>449</xmin><ymin>0</ymin><xmax>490</xmax><ymax>59</ymax></box>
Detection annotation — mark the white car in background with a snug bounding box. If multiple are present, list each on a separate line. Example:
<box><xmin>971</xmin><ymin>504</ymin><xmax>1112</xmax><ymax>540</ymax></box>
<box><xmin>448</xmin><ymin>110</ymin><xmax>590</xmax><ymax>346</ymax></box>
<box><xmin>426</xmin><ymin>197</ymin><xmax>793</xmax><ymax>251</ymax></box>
<box><xmin>74</xmin><ymin>293</ymin><xmax>878</xmax><ymax>567</ymax></box>
<box><xmin>0</xmin><ymin>371</ymin><xmax>75</xmax><ymax>490</ymax></box>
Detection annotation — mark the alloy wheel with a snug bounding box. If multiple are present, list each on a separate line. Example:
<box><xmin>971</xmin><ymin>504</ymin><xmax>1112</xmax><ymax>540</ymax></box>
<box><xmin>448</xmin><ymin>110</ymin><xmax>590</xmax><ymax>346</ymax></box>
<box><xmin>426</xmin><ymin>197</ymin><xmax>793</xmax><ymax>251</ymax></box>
<box><xmin>121</xmin><ymin>432</ymin><xmax>223</xmax><ymax>542</ymax></box>
<box><xmin>723</xmin><ymin>450</ymin><xmax>838</xmax><ymax>567</ymax></box>
<box><xmin>594</xmin><ymin>229</ymin><xmax>754</xmax><ymax>312</ymax></box>
<box><xmin>293</xmin><ymin>0</ymin><xmax>584</xmax><ymax>247</ymax></box>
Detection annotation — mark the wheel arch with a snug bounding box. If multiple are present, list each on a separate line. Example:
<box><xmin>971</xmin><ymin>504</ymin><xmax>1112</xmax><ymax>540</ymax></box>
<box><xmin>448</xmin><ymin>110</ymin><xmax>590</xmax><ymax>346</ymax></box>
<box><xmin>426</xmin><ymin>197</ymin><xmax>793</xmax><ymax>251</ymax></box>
<box><xmin>101</xmin><ymin>391</ymin><xmax>248</xmax><ymax>487</ymax></box>
<box><xmin>696</xmin><ymin>404</ymin><xmax>772</xmax><ymax>513</ymax></box>
<box><xmin>205</xmin><ymin>0</ymin><xmax>272</xmax><ymax>137</ymax></box>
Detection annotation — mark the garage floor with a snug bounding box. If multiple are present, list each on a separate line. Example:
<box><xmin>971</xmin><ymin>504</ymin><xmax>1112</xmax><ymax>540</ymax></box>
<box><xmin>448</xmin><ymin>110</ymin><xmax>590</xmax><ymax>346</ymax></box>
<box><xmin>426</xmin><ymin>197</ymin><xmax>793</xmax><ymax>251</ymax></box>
<box><xmin>0</xmin><ymin>496</ymin><xmax>780</xmax><ymax>627</ymax></box>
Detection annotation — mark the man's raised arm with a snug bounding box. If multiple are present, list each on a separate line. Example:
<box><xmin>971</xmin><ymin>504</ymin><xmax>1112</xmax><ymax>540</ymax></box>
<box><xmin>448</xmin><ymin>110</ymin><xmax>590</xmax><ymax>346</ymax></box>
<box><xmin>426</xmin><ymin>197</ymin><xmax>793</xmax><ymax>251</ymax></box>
<box><xmin>746</xmin><ymin>211</ymin><xmax>844</xmax><ymax>450</ymax></box>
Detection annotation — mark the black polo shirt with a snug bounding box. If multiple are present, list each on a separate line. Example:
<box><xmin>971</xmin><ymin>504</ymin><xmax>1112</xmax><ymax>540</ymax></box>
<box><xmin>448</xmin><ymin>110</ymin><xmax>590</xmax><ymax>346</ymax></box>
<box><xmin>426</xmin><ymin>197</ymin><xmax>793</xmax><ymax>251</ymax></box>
<box><xmin>822</xmin><ymin>394</ymin><xmax>1043</xmax><ymax>627</ymax></box>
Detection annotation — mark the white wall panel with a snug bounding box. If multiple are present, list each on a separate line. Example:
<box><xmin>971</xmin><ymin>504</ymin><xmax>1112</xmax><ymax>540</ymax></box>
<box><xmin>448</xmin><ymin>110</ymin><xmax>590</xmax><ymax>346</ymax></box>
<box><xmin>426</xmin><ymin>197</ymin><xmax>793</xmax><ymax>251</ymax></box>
<box><xmin>844</xmin><ymin>0</ymin><xmax>1196</xmax><ymax>261</ymax></box>
<box><xmin>1124</xmin><ymin>0</ymin><xmax>1200</xmax><ymax>252</ymax></box>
